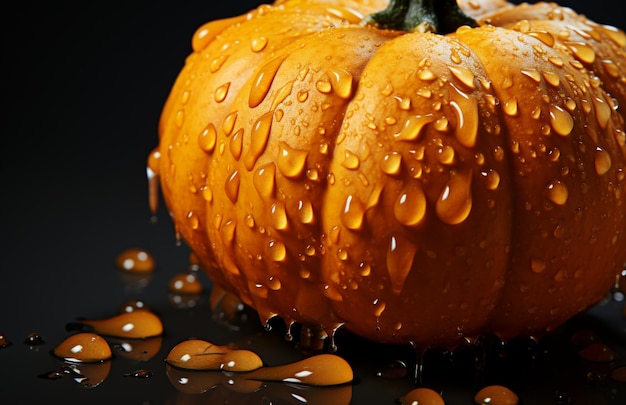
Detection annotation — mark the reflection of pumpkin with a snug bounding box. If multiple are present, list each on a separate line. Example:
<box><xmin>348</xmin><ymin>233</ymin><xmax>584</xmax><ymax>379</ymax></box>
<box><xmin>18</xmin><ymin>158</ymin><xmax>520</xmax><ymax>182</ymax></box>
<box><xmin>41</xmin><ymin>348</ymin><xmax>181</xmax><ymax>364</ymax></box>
<box><xmin>150</xmin><ymin>0</ymin><xmax>626</xmax><ymax>348</ymax></box>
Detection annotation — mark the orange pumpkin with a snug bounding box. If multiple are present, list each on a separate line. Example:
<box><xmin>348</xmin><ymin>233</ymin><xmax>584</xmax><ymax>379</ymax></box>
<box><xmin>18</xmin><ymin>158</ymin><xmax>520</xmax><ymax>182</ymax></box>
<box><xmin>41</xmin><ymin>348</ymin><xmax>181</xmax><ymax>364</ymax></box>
<box><xmin>149</xmin><ymin>0</ymin><xmax>626</xmax><ymax>348</ymax></box>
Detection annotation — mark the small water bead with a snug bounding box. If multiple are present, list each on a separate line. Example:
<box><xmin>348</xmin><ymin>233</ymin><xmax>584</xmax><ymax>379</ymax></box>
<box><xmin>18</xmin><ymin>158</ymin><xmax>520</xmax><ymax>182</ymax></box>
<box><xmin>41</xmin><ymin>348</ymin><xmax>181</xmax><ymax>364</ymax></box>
<box><xmin>166</xmin><ymin>339</ymin><xmax>263</xmax><ymax>371</ymax></box>
<box><xmin>0</xmin><ymin>333</ymin><xmax>11</xmax><ymax>348</ymax></box>
<box><xmin>250</xmin><ymin>36</ymin><xmax>268</xmax><ymax>52</ymax></box>
<box><xmin>119</xmin><ymin>299</ymin><xmax>146</xmax><ymax>313</ymax></box>
<box><xmin>24</xmin><ymin>332</ymin><xmax>46</xmax><ymax>346</ymax></box>
<box><xmin>79</xmin><ymin>310</ymin><xmax>163</xmax><ymax>339</ymax></box>
<box><xmin>115</xmin><ymin>248</ymin><xmax>155</xmax><ymax>273</ymax></box>
<box><xmin>53</xmin><ymin>333</ymin><xmax>112</xmax><ymax>363</ymax></box>
<box><xmin>400</xmin><ymin>387</ymin><xmax>445</xmax><ymax>405</ymax></box>
<box><xmin>474</xmin><ymin>385</ymin><xmax>519</xmax><ymax>405</ymax></box>
<box><xmin>169</xmin><ymin>272</ymin><xmax>203</xmax><ymax>295</ymax></box>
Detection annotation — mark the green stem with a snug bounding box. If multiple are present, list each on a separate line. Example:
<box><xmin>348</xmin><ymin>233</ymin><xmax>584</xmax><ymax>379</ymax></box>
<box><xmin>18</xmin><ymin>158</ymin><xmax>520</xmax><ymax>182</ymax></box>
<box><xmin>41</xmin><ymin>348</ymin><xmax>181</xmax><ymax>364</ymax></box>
<box><xmin>362</xmin><ymin>0</ymin><xmax>478</xmax><ymax>34</ymax></box>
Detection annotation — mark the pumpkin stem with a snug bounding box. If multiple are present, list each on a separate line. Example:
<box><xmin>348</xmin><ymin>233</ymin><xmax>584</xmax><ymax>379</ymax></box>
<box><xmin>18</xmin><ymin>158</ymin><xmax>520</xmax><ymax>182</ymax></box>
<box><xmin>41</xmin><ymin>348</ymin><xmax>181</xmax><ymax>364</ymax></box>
<box><xmin>362</xmin><ymin>0</ymin><xmax>478</xmax><ymax>34</ymax></box>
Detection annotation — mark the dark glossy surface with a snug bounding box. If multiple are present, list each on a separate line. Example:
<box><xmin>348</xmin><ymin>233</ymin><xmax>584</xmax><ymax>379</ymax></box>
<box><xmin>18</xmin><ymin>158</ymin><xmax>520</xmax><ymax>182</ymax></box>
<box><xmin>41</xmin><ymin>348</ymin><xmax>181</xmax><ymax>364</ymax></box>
<box><xmin>2</xmin><ymin>1</ymin><xmax>625</xmax><ymax>403</ymax></box>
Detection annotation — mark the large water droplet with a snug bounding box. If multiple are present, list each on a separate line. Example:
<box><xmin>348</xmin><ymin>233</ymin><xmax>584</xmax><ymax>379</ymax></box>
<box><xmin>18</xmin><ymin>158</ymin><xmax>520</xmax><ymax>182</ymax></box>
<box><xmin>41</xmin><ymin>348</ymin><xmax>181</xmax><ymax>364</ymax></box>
<box><xmin>546</xmin><ymin>179</ymin><xmax>568</xmax><ymax>205</ymax></box>
<box><xmin>270</xmin><ymin>201</ymin><xmax>288</xmax><ymax>230</ymax></box>
<box><xmin>340</xmin><ymin>195</ymin><xmax>366</xmax><ymax>230</ymax></box>
<box><xmin>594</xmin><ymin>146</ymin><xmax>612</xmax><ymax>175</ymax></box>
<box><xmin>53</xmin><ymin>333</ymin><xmax>112</xmax><ymax>363</ymax></box>
<box><xmin>328</xmin><ymin>68</ymin><xmax>353</xmax><ymax>99</ymax></box>
<box><xmin>380</xmin><ymin>152</ymin><xmax>402</xmax><ymax>175</ymax></box>
<box><xmin>249</xmin><ymin>56</ymin><xmax>286</xmax><ymax>108</ymax></box>
<box><xmin>225</xmin><ymin>170</ymin><xmax>241</xmax><ymax>203</ymax></box>
<box><xmin>253</xmin><ymin>162</ymin><xmax>276</xmax><ymax>198</ymax></box>
<box><xmin>244</xmin><ymin>111</ymin><xmax>273</xmax><ymax>170</ymax></box>
<box><xmin>394</xmin><ymin>115</ymin><xmax>434</xmax><ymax>142</ymax></box>
<box><xmin>549</xmin><ymin>105</ymin><xmax>574</xmax><ymax>136</ymax></box>
<box><xmin>394</xmin><ymin>185</ymin><xmax>426</xmax><ymax>227</ymax></box>
<box><xmin>276</xmin><ymin>141</ymin><xmax>308</xmax><ymax>179</ymax></box>
<box><xmin>198</xmin><ymin>123</ymin><xmax>217</xmax><ymax>153</ymax></box>
<box><xmin>436</xmin><ymin>170</ymin><xmax>473</xmax><ymax>225</ymax></box>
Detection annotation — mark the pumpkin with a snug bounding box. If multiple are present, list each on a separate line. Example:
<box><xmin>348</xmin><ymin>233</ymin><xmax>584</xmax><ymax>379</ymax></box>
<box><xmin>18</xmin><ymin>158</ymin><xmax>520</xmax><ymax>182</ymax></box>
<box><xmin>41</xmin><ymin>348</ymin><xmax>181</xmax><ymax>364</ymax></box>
<box><xmin>149</xmin><ymin>0</ymin><xmax>626</xmax><ymax>349</ymax></box>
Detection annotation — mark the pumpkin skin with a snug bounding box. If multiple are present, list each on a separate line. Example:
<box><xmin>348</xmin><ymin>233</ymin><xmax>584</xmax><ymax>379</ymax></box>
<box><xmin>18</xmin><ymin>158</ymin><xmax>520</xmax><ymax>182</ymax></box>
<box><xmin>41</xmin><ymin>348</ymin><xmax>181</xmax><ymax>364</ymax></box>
<box><xmin>151</xmin><ymin>0</ymin><xmax>626</xmax><ymax>348</ymax></box>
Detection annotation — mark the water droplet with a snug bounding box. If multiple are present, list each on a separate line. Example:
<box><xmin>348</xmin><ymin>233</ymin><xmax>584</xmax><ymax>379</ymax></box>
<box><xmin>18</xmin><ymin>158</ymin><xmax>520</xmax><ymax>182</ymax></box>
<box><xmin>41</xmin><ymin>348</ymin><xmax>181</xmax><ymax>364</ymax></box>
<box><xmin>229</xmin><ymin>128</ymin><xmax>243</xmax><ymax>160</ymax></box>
<box><xmin>191</xmin><ymin>15</ymin><xmax>246</xmax><ymax>52</ymax></box>
<box><xmin>210</xmin><ymin>55</ymin><xmax>228</xmax><ymax>73</ymax></box>
<box><xmin>521</xmin><ymin>69</ymin><xmax>542</xmax><ymax>83</ymax></box>
<box><xmin>436</xmin><ymin>145</ymin><xmax>456</xmax><ymax>165</ymax></box>
<box><xmin>592</xmin><ymin>97</ymin><xmax>611</xmax><ymax>129</ymax></box>
<box><xmin>528</xmin><ymin>30</ymin><xmax>555</xmax><ymax>47</ymax></box>
<box><xmin>222</xmin><ymin>111</ymin><xmax>238</xmax><ymax>136</ymax></box>
<box><xmin>594</xmin><ymin>146</ymin><xmax>612</xmax><ymax>175</ymax></box>
<box><xmin>394</xmin><ymin>185</ymin><xmax>426</xmax><ymax>227</ymax></box>
<box><xmin>601</xmin><ymin>24</ymin><xmax>626</xmax><ymax>46</ymax></box>
<box><xmin>400</xmin><ymin>387</ymin><xmax>445</xmax><ymax>405</ymax></box>
<box><xmin>174</xmin><ymin>109</ymin><xmax>184</xmax><ymax>128</ymax></box>
<box><xmin>542</xmin><ymin>71</ymin><xmax>560</xmax><ymax>87</ymax></box>
<box><xmin>270</xmin><ymin>201</ymin><xmax>288</xmax><ymax>230</ymax></box>
<box><xmin>328</xmin><ymin>68</ymin><xmax>353</xmax><ymax>99</ymax></box>
<box><xmin>474</xmin><ymin>385</ymin><xmax>519</xmax><ymax>405</ymax></box>
<box><xmin>77</xmin><ymin>310</ymin><xmax>163</xmax><ymax>339</ymax></box>
<box><xmin>297</xmin><ymin>199</ymin><xmax>315</xmax><ymax>224</ymax></box>
<box><xmin>316</xmin><ymin>79</ymin><xmax>332</xmax><ymax>94</ymax></box>
<box><xmin>341</xmin><ymin>150</ymin><xmax>360</xmax><ymax>169</ymax></box>
<box><xmin>244</xmin><ymin>111</ymin><xmax>273</xmax><ymax>170</ymax></box>
<box><xmin>387</xmin><ymin>235</ymin><xmax>416</xmax><ymax>294</ymax></box>
<box><xmin>166</xmin><ymin>339</ymin><xmax>263</xmax><ymax>371</ymax></box>
<box><xmin>53</xmin><ymin>333</ymin><xmax>112</xmax><ymax>363</ymax></box>
<box><xmin>449</xmin><ymin>65</ymin><xmax>476</xmax><ymax>89</ymax></box>
<box><xmin>169</xmin><ymin>272</ymin><xmax>203</xmax><ymax>294</ymax></box>
<box><xmin>198</xmin><ymin>123</ymin><xmax>217</xmax><ymax>153</ymax></box>
<box><xmin>253</xmin><ymin>162</ymin><xmax>276</xmax><ymax>198</ymax></box>
<box><xmin>549</xmin><ymin>105</ymin><xmax>574</xmax><ymax>136</ymax></box>
<box><xmin>115</xmin><ymin>248</ymin><xmax>155</xmax><ymax>273</ymax></box>
<box><xmin>276</xmin><ymin>141</ymin><xmax>308</xmax><ymax>179</ymax></box>
<box><xmin>418</xmin><ymin>68</ymin><xmax>436</xmax><ymax>81</ymax></box>
<box><xmin>394</xmin><ymin>114</ymin><xmax>434</xmax><ymax>142</ymax></box>
<box><xmin>546</xmin><ymin>179</ymin><xmax>568</xmax><ymax>205</ymax></box>
<box><xmin>214</xmin><ymin>82</ymin><xmax>230</xmax><ymax>103</ymax></box>
<box><xmin>225</xmin><ymin>170</ymin><xmax>241</xmax><ymax>203</ymax></box>
<box><xmin>186</xmin><ymin>210</ymin><xmax>200</xmax><ymax>230</ymax></box>
<box><xmin>531</xmin><ymin>258</ymin><xmax>547</xmax><ymax>273</ymax></box>
<box><xmin>267</xmin><ymin>239</ymin><xmax>287</xmax><ymax>262</ymax></box>
<box><xmin>503</xmin><ymin>98</ymin><xmax>518</xmax><ymax>116</ymax></box>
<box><xmin>340</xmin><ymin>195</ymin><xmax>366</xmax><ymax>230</ymax></box>
<box><xmin>380</xmin><ymin>152</ymin><xmax>402</xmax><ymax>175</ymax></box>
<box><xmin>436</xmin><ymin>170</ymin><xmax>473</xmax><ymax>225</ymax></box>
<box><xmin>245</xmin><ymin>353</ymin><xmax>353</xmax><ymax>385</ymax></box>
<box><xmin>249</xmin><ymin>56</ymin><xmax>286</xmax><ymax>108</ymax></box>
<box><xmin>565</xmin><ymin>41</ymin><xmax>596</xmax><ymax>64</ymax></box>
<box><xmin>250</xmin><ymin>36</ymin><xmax>268</xmax><ymax>52</ymax></box>
<box><xmin>479</xmin><ymin>169</ymin><xmax>500</xmax><ymax>190</ymax></box>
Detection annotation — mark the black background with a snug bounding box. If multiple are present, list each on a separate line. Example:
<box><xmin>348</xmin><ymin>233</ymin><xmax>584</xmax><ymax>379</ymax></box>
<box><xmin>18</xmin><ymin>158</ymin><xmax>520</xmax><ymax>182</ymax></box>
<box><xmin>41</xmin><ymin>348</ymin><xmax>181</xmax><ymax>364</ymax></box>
<box><xmin>2</xmin><ymin>1</ymin><xmax>624</xmax><ymax>404</ymax></box>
